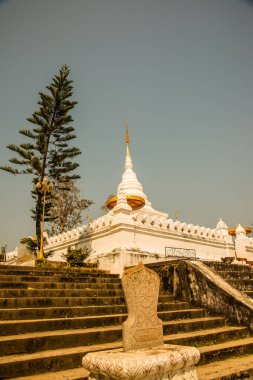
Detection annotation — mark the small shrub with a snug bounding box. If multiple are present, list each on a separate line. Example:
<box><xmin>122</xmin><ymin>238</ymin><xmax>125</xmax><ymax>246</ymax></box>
<box><xmin>65</xmin><ymin>246</ymin><xmax>90</xmax><ymax>267</ymax></box>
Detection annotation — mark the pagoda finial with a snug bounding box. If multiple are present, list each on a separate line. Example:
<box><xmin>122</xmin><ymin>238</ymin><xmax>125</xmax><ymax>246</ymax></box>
<box><xmin>125</xmin><ymin>119</ymin><xmax>130</xmax><ymax>157</ymax></box>
<box><xmin>125</xmin><ymin>119</ymin><xmax>130</xmax><ymax>143</ymax></box>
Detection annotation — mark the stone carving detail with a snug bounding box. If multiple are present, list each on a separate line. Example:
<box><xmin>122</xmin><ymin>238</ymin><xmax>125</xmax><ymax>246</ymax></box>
<box><xmin>82</xmin><ymin>345</ymin><xmax>200</xmax><ymax>380</ymax></box>
<box><xmin>121</xmin><ymin>262</ymin><xmax>163</xmax><ymax>351</ymax></box>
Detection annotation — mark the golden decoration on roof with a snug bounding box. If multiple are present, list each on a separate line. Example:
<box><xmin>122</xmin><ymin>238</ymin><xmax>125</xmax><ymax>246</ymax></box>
<box><xmin>106</xmin><ymin>195</ymin><xmax>145</xmax><ymax>210</ymax></box>
<box><xmin>228</xmin><ymin>226</ymin><xmax>252</xmax><ymax>236</ymax></box>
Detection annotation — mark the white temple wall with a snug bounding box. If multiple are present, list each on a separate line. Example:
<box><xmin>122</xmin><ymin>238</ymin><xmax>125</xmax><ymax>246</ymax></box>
<box><xmin>132</xmin><ymin>226</ymin><xmax>232</xmax><ymax>261</ymax></box>
<box><xmin>93</xmin><ymin>249</ymin><xmax>163</xmax><ymax>275</ymax></box>
<box><xmin>245</xmin><ymin>246</ymin><xmax>253</xmax><ymax>262</ymax></box>
<box><xmin>44</xmin><ymin>220</ymin><xmax>253</xmax><ymax>272</ymax></box>
<box><xmin>84</xmin><ymin>223</ymin><xmax>232</xmax><ymax>260</ymax></box>
<box><xmin>91</xmin><ymin>226</ymin><xmax>133</xmax><ymax>254</ymax></box>
<box><xmin>233</xmin><ymin>230</ymin><xmax>253</xmax><ymax>262</ymax></box>
<box><xmin>87</xmin><ymin>236</ymin><xmax>233</xmax><ymax>275</ymax></box>
<box><xmin>44</xmin><ymin>213</ymin><xmax>240</xmax><ymax>275</ymax></box>
<box><xmin>78</xmin><ymin>222</ymin><xmax>234</xmax><ymax>274</ymax></box>
<box><xmin>235</xmin><ymin>237</ymin><xmax>249</xmax><ymax>260</ymax></box>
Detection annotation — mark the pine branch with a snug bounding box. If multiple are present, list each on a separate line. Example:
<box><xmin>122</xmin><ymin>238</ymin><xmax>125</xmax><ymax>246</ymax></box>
<box><xmin>19</xmin><ymin>129</ymin><xmax>36</xmax><ymax>139</ymax></box>
<box><xmin>9</xmin><ymin>157</ymin><xmax>28</xmax><ymax>165</ymax></box>
<box><xmin>0</xmin><ymin>165</ymin><xmax>20</xmax><ymax>174</ymax></box>
<box><xmin>20</xmin><ymin>143</ymin><xmax>36</xmax><ymax>150</ymax></box>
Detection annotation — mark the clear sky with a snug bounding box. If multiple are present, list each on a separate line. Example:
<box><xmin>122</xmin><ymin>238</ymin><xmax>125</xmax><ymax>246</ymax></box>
<box><xmin>1</xmin><ymin>0</ymin><xmax>253</xmax><ymax>251</ymax></box>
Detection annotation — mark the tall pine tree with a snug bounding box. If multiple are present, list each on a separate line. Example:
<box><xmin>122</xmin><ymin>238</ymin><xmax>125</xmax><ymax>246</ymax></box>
<box><xmin>1</xmin><ymin>65</ymin><xmax>81</xmax><ymax>252</ymax></box>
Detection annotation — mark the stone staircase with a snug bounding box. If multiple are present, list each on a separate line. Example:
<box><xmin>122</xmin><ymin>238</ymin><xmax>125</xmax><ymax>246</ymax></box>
<box><xmin>0</xmin><ymin>265</ymin><xmax>252</xmax><ymax>380</ymax></box>
<box><xmin>205</xmin><ymin>261</ymin><xmax>253</xmax><ymax>299</ymax></box>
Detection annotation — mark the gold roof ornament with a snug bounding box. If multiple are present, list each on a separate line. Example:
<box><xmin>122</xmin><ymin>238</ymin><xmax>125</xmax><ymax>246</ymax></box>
<box><xmin>106</xmin><ymin>194</ymin><xmax>145</xmax><ymax>210</ymax></box>
<box><xmin>228</xmin><ymin>226</ymin><xmax>252</xmax><ymax>236</ymax></box>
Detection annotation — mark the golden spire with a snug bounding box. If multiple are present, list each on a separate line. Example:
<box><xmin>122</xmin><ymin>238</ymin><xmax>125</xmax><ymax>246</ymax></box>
<box><xmin>125</xmin><ymin>119</ymin><xmax>130</xmax><ymax>156</ymax></box>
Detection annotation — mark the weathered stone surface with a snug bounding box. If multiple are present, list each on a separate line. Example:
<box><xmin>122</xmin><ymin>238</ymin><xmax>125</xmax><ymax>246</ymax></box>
<box><xmin>148</xmin><ymin>260</ymin><xmax>253</xmax><ymax>331</ymax></box>
<box><xmin>82</xmin><ymin>344</ymin><xmax>200</xmax><ymax>380</ymax></box>
<box><xmin>121</xmin><ymin>263</ymin><xmax>163</xmax><ymax>351</ymax></box>
<box><xmin>186</xmin><ymin>261</ymin><xmax>253</xmax><ymax>330</ymax></box>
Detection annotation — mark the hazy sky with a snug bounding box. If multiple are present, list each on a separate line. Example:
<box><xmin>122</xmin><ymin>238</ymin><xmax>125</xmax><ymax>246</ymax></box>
<box><xmin>1</xmin><ymin>0</ymin><xmax>253</xmax><ymax>251</ymax></box>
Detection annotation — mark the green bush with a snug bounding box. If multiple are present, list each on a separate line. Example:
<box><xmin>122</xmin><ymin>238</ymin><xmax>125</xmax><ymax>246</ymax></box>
<box><xmin>65</xmin><ymin>246</ymin><xmax>90</xmax><ymax>267</ymax></box>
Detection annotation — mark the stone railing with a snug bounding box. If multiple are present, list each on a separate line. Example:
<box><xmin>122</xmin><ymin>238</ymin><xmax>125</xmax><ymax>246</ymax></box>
<box><xmin>45</xmin><ymin>215</ymin><xmax>113</xmax><ymax>247</ymax></box>
<box><xmin>132</xmin><ymin>214</ymin><xmax>228</xmax><ymax>243</ymax></box>
<box><xmin>147</xmin><ymin>260</ymin><xmax>253</xmax><ymax>330</ymax></box>
<box><xmin>45</xmin><ymin>211</ymin><xmax>228</xmax><ymax>250</ymax></box>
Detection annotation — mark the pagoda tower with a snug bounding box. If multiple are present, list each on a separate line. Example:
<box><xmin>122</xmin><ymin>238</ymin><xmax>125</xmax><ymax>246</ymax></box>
<box><xmin>106</xmin><ymin>120</ymin><xmax>168</xmax><ymax>218</ymax></box>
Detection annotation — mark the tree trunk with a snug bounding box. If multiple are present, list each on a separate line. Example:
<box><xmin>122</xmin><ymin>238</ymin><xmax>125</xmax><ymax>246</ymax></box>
<box><xmin>36</xmin><ymin>193</ymin><xmax>42</xmax><ymax>255</ymax></box>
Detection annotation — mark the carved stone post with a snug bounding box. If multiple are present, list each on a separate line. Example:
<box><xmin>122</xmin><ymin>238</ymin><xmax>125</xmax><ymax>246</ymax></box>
<box><xmin>83</xmin><ymin>263</ymin><xmax>200</xmax><ymax>380</ymax></box>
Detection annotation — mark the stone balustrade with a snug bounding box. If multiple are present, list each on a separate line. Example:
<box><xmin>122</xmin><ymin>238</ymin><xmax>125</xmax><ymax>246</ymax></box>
<box><xmin>45</xmin><ymin>212</ymin><xmax>228</xmax><ymax>252</ymax></box>
<box><xmin>45</xmin><ymin>215</ymin><xmax>114</xmax><ymax>247</ymax></box>
<box><xmin>132</xmin><ymin>214</ymin><xmax>227</xmax><ymax>242</ymax></box>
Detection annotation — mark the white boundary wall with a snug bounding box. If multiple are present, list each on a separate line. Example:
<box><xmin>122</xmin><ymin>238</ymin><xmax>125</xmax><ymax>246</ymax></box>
<box><xmin>44</xmin><ymin>210</ymin><xmax>238</xmax><ymax>274</ymax></box>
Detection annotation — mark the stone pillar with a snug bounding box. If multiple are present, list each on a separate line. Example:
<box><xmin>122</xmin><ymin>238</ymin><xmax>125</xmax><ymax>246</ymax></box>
<box><xmin>121</xmin><ymin>264</ymin><xmax>164</xmax><ymax>351</ymax></box>
<box><xmin>83</xmin><ymin>263</ymin><xmax>200</xmax><ymax>380</ymax></box>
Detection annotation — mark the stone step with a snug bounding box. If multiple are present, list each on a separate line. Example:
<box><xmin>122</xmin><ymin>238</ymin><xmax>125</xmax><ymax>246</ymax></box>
<box><xmin>216</xmin><ymin>271</ymin><xmax>253</xmax><ymax>280</ymax></box>
<box><xmin>0</xmin><ymin>280</ymin><xmax>121</xmax><ymax>290</ymax></box>
<box><xmin>227</xmin><ymin>279</ymin><xmax>253</xmax><ymax>290</ymax></box>
<box><xmin>0</xmin><ymin>265</ymin><xmax>119</xmax><ymax>278</ymax></box>
<box><xmin>0</xmin><ymin>274</ymin><xmax>121</xmax><ymax>284</ymax></box>
<box><xmin>0</xmin><ymin>317</ymin><xmax>225</xmax><ymax>356</ymax></box>
<box><xmin>163</xmin><ymin>316</ymin><xmax>225</xmax><ymax>335</ymax></box>
<box><xmin>10</xmin><ymin>354</ymin><xmax>253</xmax><ymax>380</ymax></box>
<box><xmin>0</xmin><ymin>314</ymin><xmax>127</xmax><ymax>337</ymax></box>
<box><xmin>0</xmin><ymin>308</ymin><xmax>207</xmax><ymax>335</ymax></box>
<box><xmin>1</xmin><ymin>330</ymin><xmax>251</xmax><ymax>379</ymax></box>
<box><xmin>0</xmin><ymin>327</ymin><xmax>121</xmax><ymax>357</ymax></box>
<box><xmin>197</xmin><ymin>354</ymin><xmax>253</xmax><ymax>380</ymax></box>
<box><xmin>0</xmin><ymin>294</ymin><xmax>172</xmax><ymax>308</ymax></box>
<box><xmin>0</xmin><ymin>295</ymin><xmax>127</xmax><ymax>308</ymax></box>
<box><xmin>0</xmin><ymin>300</ymin><xmax>185</xmax><ymax>320</ymax></box>
<box><xmin>199</xmin><ymin>336</ymin><xmax>253</xmax><ymax>365</ymax></box>
<box><xmin>244</xmin><ymin>291</ymin><xmax>253</xmax><ymax>298</ymax></box>
<box><xmin>10</xmin><ymin>353</ymin><xmax>253</xmax><ymax>380</ymax></box>
<box><xmin>0</xmin><ymin>342</ymin><xmax>120</xmax><ymax>379</ymax></box>
<box><xmin>158</xmin><ymin>308</ymin><xmax>206</xmax><ymax>322</ymax></box>
<box><xmin>0</xmin><ymin>287</ymin><xmax>124</xmax><ymax>298</ymax></box>
<box><xmin>0</xmin><ymin>262</ymin><xmax>251</xmax><ymax>380</ymax></box>
<box><xmin>163</xmin><ymin>326</ymin><xmax>249</xmax><ymax>347</ymax></box>
<box><xmin>14</xmin><ymin>367</ymin><xmax>89</xmax><ymax>380</ymax></box>
<box><xmin>204</xmin><ymin>262</ymin><xmax>253</xmax><ymax>273</ymax></box>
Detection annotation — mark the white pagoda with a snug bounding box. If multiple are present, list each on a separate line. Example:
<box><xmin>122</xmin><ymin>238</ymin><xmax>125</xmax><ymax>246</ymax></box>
<box><xmin>44</xmin><ymin>122</ymin><xmax>253</xmax><ymax>273</ymax></box>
